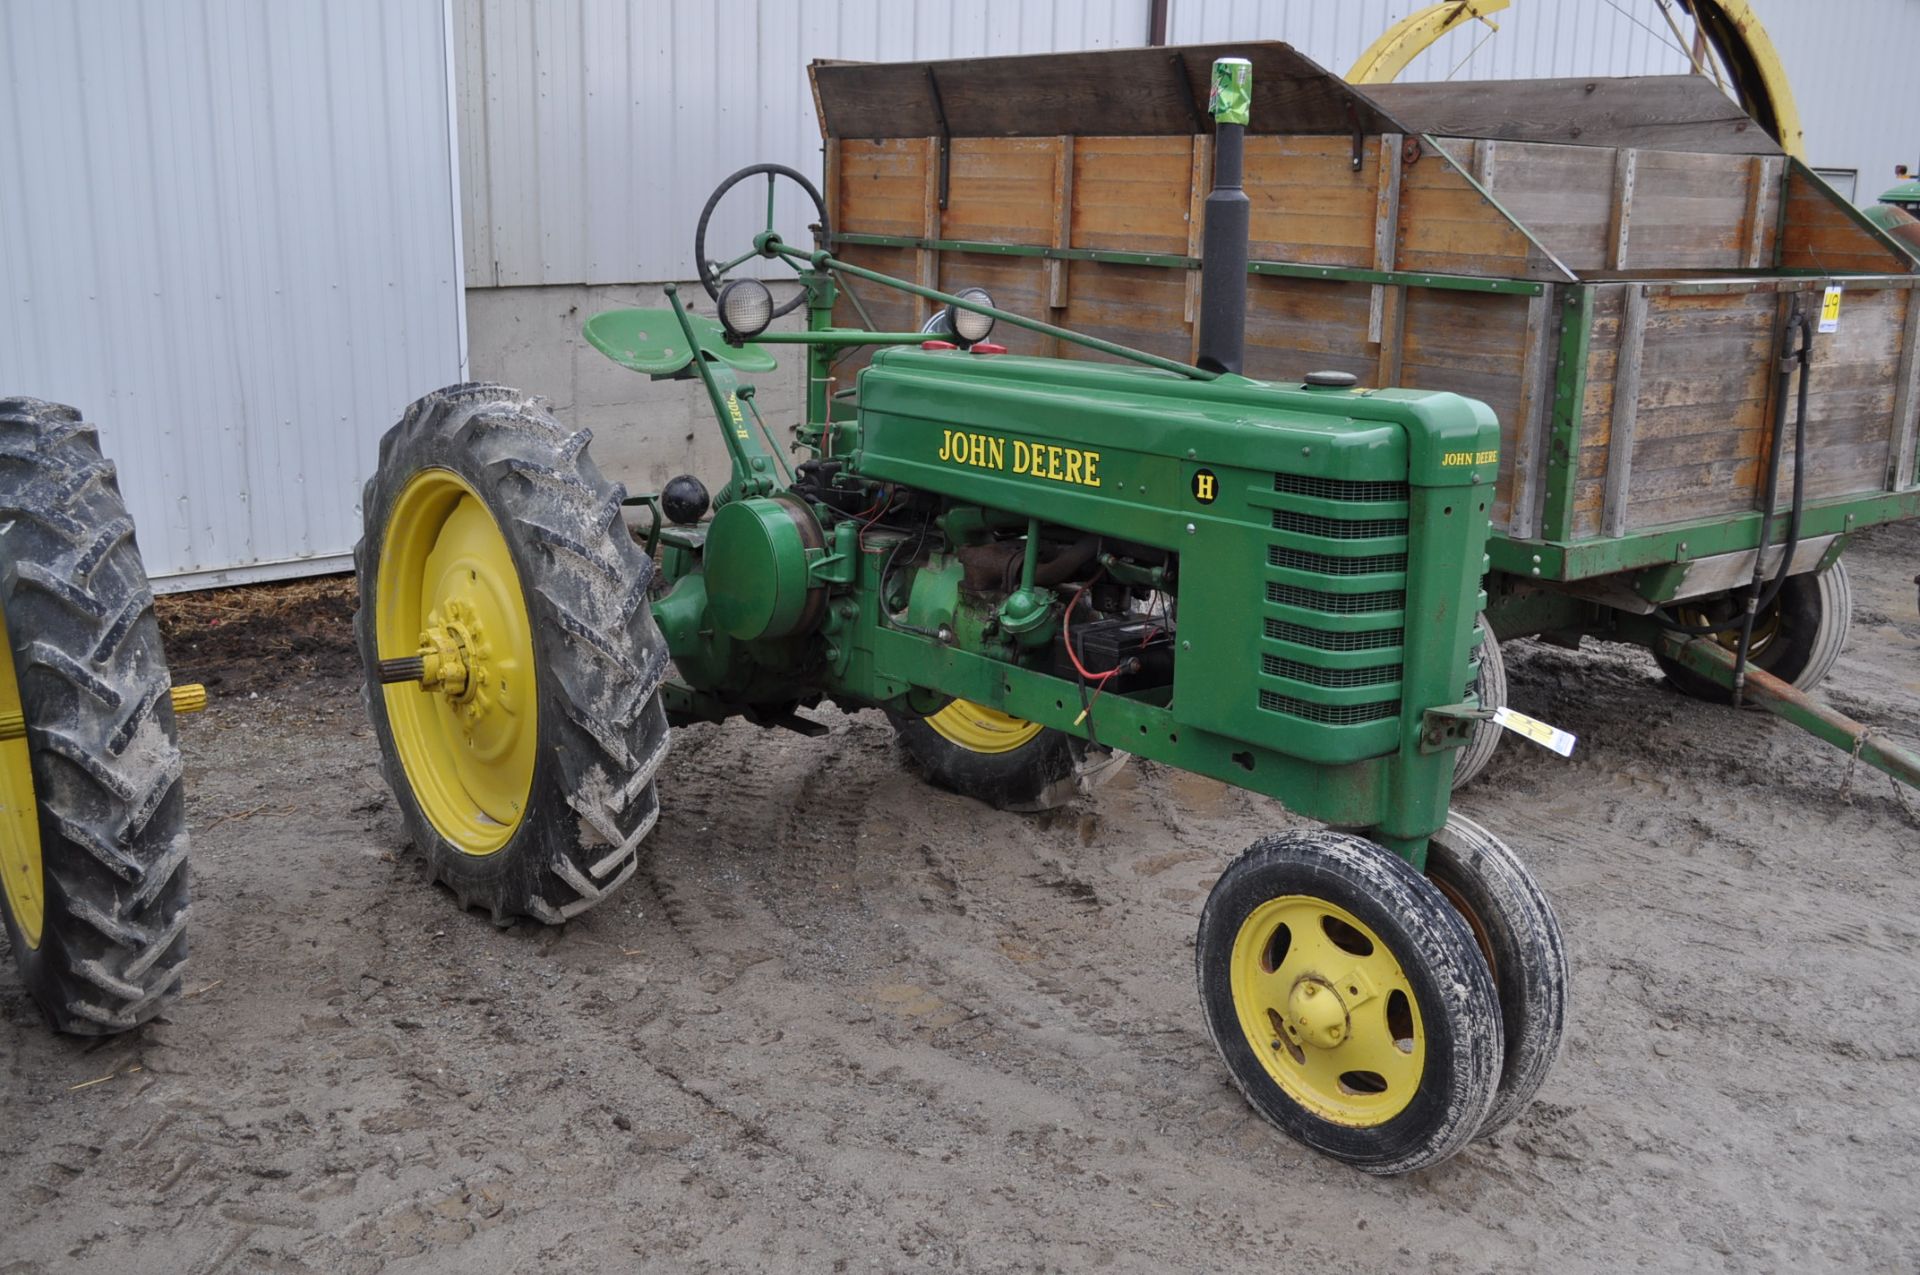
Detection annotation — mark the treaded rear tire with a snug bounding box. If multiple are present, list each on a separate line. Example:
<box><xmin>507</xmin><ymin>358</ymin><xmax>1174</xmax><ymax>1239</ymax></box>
<box><xmin>356</xmin><ymin>385</ymin><xmax>670</xmax><ymax>924</ymax></box>
<box><xmin>0</xmin><ymin>398</ymin><xmax>190</xmax><ymax>1034</ymax></box>
<box><xmin>889</xmin><ymin>711</ymin><xmax>1124</xmax><ymax>812</ymax></box>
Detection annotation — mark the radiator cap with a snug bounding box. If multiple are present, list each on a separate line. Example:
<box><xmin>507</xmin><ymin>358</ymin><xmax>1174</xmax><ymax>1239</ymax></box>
<box><xmin>1303</xmin><ymin>370</ymin><xmax>1359</xmax><ymax>388</ymax></box>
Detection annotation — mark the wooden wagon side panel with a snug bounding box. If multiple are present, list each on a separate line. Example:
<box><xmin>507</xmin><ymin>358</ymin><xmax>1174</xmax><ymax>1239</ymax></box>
<box><xmin>1784</xmin><ymin>285</ymin><xmax>1908</xmax><ymax>502</ymax></box>
<box><xmin>1780</xmin><ymin>166</ymin><xmax>1914</xmax><ymax>274</ymax></box>
<box><xmin>1396</xmin><ymin>142</ymin><xmax>1544</xmax><ymax>278</ymax></box>
<box><xmin>1575</xmin><ymin>284</ymin><xmax>1627</xmax><ymax>541</ymax></box>
<box><xmin>1620</xmin><ymin>290</ymin><xmax>1777</xmax><ymax>531</ymax></box>
<box><xmin>1397</xmin><ymin>289</ymin><xmax>1535</xmax><ymax>528</ymax></box>
<box><xmin>1241</xmin><ymin>274</ymin><xmax>1375</xmax><ymax>384</ymax></box>
<box><xmin>1059</xmin><ymin>263</ymin><xmax>1194</xmax><ymax>366</ymax></box>
<box><xmin>1242</xmin><ymin>135</ymin><xmax>1378</xmax><ymax>268</ymax></box>
<box><xmin>1072</xmin><ymin>136</ymin><xmax>1194</xmax><ymax>255</ymax></box>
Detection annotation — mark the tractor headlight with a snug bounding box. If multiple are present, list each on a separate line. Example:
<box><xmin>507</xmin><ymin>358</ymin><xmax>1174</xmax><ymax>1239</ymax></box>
<box><xmin>946</xmin><ymin>287</ymin><xmax>995</xmax><ymax>344</ymax></box>
<box><xmin>717</xmin><ymin>279</ymin><xmax>774</xmax><ymax>341</ymax></box>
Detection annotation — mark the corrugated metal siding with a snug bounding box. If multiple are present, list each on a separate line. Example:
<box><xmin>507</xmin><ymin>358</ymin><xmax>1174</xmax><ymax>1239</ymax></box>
<box><xmin>1168</xmin><ymin>1</ymin><xmax>1920</xmax><ymax>204</ymax></box>
<box><xmin>455</xmin><ymin>0</ymin><xmax>1154</xmax><ymax>286</ymax></box>
<box><xmin>0</xmin><ymin>0</ymin><xmax>466</xmax><ymax>589</ymax></box>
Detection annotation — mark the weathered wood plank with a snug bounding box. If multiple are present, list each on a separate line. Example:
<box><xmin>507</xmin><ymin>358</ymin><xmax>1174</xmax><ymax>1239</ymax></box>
<box><xmin>1608</xmin><ymin>147</ymin><xmax>1637</xmax><ymax>271</ymax></box>
<box><xmin>1889</xmin><ymin>291</ymin><xmax>1920</xmax><ymax>489</ymax></box>
<box><xmin>942</xmin><ymin>137</ymin><xmax>1058</xmax><ymax>244</ymax></box>
<box><xmin>1072</xmin><ymin>136</ymin><xmax>1193</xmax><ymax>253</ymax></box>
<box><xmin>1365</xmin><ymin>76</ymin><xmax>1783</xmax><ymax>155</ymax></box>
<box><xmin>1601</xmin><ymin>284</ymin><xmax>1649</xmax><ymax>538</ymax></box>
<box><xmin>1047</xmin><ymin>137</ymin><xmax>1074</xmax><ymax>311</ymax></box>
<box><xmin>1185</xmin><ymin>136</ymin><xmax>1208</xmax><ymax>362</ymax></box>
<box><xmin>1369</xmin><ymin>134</ymin><xmax>1403</xmax><ymax>344</ymax></box>
<box><xmin>1505</xmin><ymin>288</ymin><xmax>1556</xmax><ymax>538</ymax></box>
<box><xmin>1780</xmin><ymin>164</ymin><xmax>1915</xmax><ymax>273</ymax></box>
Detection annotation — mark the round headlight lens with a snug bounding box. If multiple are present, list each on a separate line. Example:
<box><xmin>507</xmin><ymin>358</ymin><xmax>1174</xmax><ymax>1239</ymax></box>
<box><xmin>946</xmin><ymin>287</ymin><xmax>995</xmax><ymax>344</ymax></box>
<box><xmin>717</xmin><ymin>279</ymin><xmax>774</xmax><ymax>340</ymax></box>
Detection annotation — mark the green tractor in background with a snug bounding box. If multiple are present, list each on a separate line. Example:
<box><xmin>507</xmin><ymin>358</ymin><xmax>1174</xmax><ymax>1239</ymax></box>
<box><xmin>358</xmin><ymin>60</ymin><xmax>1566</xmax><ymax>1173</ymax></box>
<box><xmin>0</xmin><ymin>399</ymin><xmax>200</xmax><ymax>1034</ymax></box>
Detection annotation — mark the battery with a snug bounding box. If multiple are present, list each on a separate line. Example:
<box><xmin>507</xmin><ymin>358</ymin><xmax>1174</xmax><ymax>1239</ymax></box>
<box><xmin>1050</xmin><ymin>615</ymin><xmax>1175</xmax><ymax>693</ymax></box>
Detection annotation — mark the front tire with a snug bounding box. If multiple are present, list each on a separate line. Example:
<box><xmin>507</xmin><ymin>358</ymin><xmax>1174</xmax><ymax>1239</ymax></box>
<box><xmin>1655</xmin><ymin>560</ymin><xmax>1852</xmax><ymax>703</ymax></box>
<box><xmin>890</xmin><ymin>700</ymin><xmax>1124</xmax><ymax>811</ymax></box>
<box><xmin>0</xmin><ymin>399</ymin><xmax>189</xmax><ymax>1033</ymax></box>
<box><xmin>1197</xmin><ymin>829</ymin><xmax>1503</xmax><ymax>1174</ymax></box>
<box><xmin>357</xmin><ymin>385</ymin><xmax>670</xmax><ymax>924</ymax></box>
<box><xmin>1424</xmin><ymin>813</ymin><xmax>1568</xmax><ymax>1138</ymax></box>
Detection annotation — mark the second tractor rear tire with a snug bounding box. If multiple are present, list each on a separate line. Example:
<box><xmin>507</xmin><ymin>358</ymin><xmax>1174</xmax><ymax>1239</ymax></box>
<box><xmin>890</xmin><ymin>700</ymin><xmax>1124</xmax><ymax>812</ymax></box>
<box><xmin>0</xmin><ymin>398</ymin><xmax>190</xmax><ymax>1034</ymax></box>
<box><xmin>357</xmin><ymin>385</ymin><xmax>671</xmax><ymax>924</ymax></box>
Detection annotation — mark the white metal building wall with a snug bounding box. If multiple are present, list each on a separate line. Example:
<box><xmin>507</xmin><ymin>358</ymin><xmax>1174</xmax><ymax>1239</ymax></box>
<box><xmin>454</xmin><ymin>0</ymin><xmax>1154</xmax><ymax>287</ymax></box>
<box><xmin>0</xmin><ymin>0</ymin><xmax>467</xmax><ymax>590</ymax></box>
<box><xmin>1166</xmin><ymin>0</ymin><xmax>1920</xmax><ymax>205</ymax></box>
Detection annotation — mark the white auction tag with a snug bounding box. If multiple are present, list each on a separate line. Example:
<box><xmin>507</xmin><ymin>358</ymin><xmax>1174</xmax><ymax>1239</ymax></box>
<box><xmin>1492</xmin><ymin>706</ymin><xmax>1577</xmax><ymax>757</ymax></box>
<box><xmin>1819</xmin><ymin>285</ymin><xmax>1843</xmax><ymax>334</ymax></box>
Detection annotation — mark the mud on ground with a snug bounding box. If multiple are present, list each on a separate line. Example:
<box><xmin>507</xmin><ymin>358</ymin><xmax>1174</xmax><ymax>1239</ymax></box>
<box><xmin>3</xmin><ymin>526</ymin><xmax>1918</xmax><ymax>1272</ymax></box>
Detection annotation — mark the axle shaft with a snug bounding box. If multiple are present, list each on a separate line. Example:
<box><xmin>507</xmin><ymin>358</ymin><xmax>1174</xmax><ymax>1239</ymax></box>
<box><xmin>375</xmin><ymin>655</ymin><xmax>427</xmax><ymax>685</ymax></box>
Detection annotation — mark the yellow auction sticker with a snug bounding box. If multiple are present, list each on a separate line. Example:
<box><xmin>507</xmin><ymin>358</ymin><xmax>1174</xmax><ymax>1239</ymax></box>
<box><xmin>1492</xmin><ymin>706</ymin><xmax>1577</xmax><ymax>757</ymax></box>
<box><xmin>1819</xmin><ymin>285</ymin><xmax>1843</xmax><ymax>334</ymax></box>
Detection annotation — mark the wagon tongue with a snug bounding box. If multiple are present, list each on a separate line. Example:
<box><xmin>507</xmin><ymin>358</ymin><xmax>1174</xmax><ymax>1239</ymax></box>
<box><xmin>1196</xmin><ymin>57</ymin><xmax>1252</xmax><ymax>377</ymax></box>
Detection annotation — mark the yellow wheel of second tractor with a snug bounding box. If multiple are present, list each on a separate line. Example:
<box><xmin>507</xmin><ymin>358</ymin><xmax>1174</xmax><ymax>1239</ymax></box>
<box><xmin>890</xmin><ymin>698</ymin><xmax>1124</xmax><ymax>812</ymax></box>
<box><xmin>1197</xmin><ymin>829</ymin><xmax>1503</xmax><ymax>1174</ymax></box>
<box><xmin>358</xmin><ymin>384</ymin><xmax>672</xmax><ymax>924</ymax></box>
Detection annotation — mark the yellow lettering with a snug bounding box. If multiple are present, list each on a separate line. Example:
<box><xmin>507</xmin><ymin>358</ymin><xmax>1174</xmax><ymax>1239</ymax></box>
<box><xmin>1064</xmin><ymin>451</ymin><xmax>1083</xmax><ymax>485</ymax></box>
<box><xmin>1046</xmin><ymin>446</ymin><xmax>1063</xmax><ymax>481</ymax></box>
<box><xmin>1477</xmin><ymin>449</ymin><xmax>1499</xmax><ymax>465</ymax></box>
<box><xmin>988</xmin><ymin>437</ymin><xmax>1005</xmax><ymax>470</ymax></box>
<box><xmin>939</xmin><ymin>430</ymin><xmax>954</xmax><ymax>462</ymax></box>
<box><xmin>1082</xmin><ymin>451</ymin><xmax>1099</xmax><ymax>487</ymax></box>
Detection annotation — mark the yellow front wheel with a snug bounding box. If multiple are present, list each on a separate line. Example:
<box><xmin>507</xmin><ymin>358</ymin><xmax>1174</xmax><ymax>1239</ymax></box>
<box><xmin>890</xmin><ymin>699</ymin><xmax>1125</xmax><ymax>812</ymax></box>
<box><xmin>1197</xmin><ymin>829</ymin><xmax>1503</xmax><ymax>1174</ymax></box>
<box><xmin>358</xmin><ymin>384</ymin><xmax>671</xmax><ymax>924</ymax></box>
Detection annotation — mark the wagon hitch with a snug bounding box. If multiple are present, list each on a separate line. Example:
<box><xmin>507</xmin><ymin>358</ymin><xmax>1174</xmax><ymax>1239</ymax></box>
<box><xmin>0</xmin><ymin>683</ymin><xmax>205</xmax><ymax>741</ymax></box>
<box><xmin>1656</xmin><ymin>632</ymin><xmax>1920</xmax><ymax>792</ymax></box>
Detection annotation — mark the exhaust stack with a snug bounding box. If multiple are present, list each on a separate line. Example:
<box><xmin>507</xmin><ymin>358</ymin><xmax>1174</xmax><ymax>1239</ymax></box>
<box><xmin>1196</xmin><ymin>57</ymin><xmax>1251</xmax><ymax>376</ymax></box>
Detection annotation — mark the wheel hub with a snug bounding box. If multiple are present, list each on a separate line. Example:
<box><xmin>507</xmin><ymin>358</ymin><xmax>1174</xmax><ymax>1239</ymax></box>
<box><xmin>1286</xmin><ymin>976</ymin><xmax>1350</xmax><ymax>1049</ymax></box>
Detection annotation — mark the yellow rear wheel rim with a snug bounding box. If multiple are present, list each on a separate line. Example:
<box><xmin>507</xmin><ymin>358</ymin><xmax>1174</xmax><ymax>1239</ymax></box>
<box><xmin>1229</xmin><ymin>896</ymin><xmax>1426</xmax><ymax>1126</ymax></box>
<box><xmin>1676</xmin><ymin>600</ymin><xmax>1784</xmax><ymax>659</ymax></box>
<box><xmin>377</xmin><ymin>468</ymin><xmax>537</xmax><ymax>856</ymax></box>
<box><xmin>0</xmin><ymin>605</ymin><xmax>43</xmax><ymax>948</ymax></box>
<box><xmin>926</xmin><ymin>699</ymin><xmax>1045</xmax><ymax>754</ymax></box>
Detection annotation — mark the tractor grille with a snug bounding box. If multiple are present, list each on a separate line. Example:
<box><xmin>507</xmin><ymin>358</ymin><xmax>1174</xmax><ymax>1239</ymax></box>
<box><xmin>1258</xmin><ymin>467</ymin><xmax>1410</xmax><ymax>744</ymax></box>
<box><xmin>1266</xmin><ymin>582</ymin><xmax>1406</xmax><ymax>614</ymax></box>
<box><xmin>1268</xmin><ymin>545</ymin><xmax>1407</xmax><ymax>576</ymax></box>
<box><xmin>1273</xmin><ymin>473</ymin><xmax>1409</xmax><ymax>502</ymax></box>
<box><xmin>1272</xmin><ymin>509</ymin><xmax>1407</xmax><ymax>540</ymax></box>
<box><xmin>1262</xmin><ymin>655</ymin><xmax>1400</xmax><ymax>688</ymax></box>
<box><xmin>1264</xmin><ymin>618</ymin><xmax>1401</xmax><ymax>652</ymax></box>
<box><xmin>1258</xmin><ymin>691</ymin><xmax>1400</xmax><ymax>725</ymax></box>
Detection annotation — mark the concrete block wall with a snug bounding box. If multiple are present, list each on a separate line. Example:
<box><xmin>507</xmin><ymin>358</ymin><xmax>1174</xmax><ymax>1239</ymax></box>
<box><xmin>464</xmin><ymin>283</ymin><xmax>810</xmax><ymax>500</ymax></box>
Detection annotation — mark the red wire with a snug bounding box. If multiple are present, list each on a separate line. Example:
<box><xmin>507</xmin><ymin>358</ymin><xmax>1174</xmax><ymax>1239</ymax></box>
<box><xmin>1062</xmin><ymin>579</ymin><xmax>1122</xmax><ymax>683</ymax></box>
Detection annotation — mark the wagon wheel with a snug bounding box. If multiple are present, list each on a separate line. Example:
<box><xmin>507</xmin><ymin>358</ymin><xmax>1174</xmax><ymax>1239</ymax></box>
<box><xmin>888</xmin><ymin>702</ymin><xmax>1126</xmax><ymax>812</ymax></box>
<box><xmin>1196</xmin><ymin>828</ymin><xmax>1503</xmax><ymax>1174</ymax></box>
<box><xmin>357</xmin><ymin>384</ymin><xmax>671</xmax><ymax>924</ymax></box>
<box><xmin>694</xmin><ymin>163</ymin><xmax>830</xmax><ymax>320</ymax></box>
<box><xmin>1654</xmin><ymin>560</ymin><xmax>1852</xmax><ymax>704</ymax></box>
<box><xmin>0</xmin><ymin>399</ymin><xmax>190</xmax><ymax>1033</ymax></box>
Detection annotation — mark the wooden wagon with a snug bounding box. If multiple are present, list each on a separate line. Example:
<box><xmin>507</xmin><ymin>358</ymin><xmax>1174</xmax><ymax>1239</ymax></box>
<box><xmin>809</xmin><ymin>43</ymin><xmax>1920</xmax><ymax>637</ymax></box>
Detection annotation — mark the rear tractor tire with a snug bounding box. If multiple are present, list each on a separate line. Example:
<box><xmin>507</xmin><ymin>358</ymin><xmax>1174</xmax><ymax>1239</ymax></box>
<box><xmin>1196</xmin><ymin>829</ymin><xmax>1504</xmax><ymax>1174</ymax></box>
<box><xmin>1654</xmin><ymin>559</ymin><xmax>1852</xmax><ymax>704</ymax></box>
<box><xmin>890</xmin><ymin>700</ymin><xmax>1125</xmax><ymax>812</ymax></box>
<box><xmin>357</xmin><ymin>385</ymin><xmax>671</xmax><ymax>924</ymax></box>
<box><xmin>0</xmin><ymin>398</ymin><xmax>190</xmax><ymax>1033</ymax></box>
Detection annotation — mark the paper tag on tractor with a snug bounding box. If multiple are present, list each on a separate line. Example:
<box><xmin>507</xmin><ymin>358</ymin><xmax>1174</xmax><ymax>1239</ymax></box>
<box><xmin>1819</xmin><ymin>285</ymin><xmax>1843</xmax><ymax>334</ymax></box>
<box><xmin>1492</xmin><ymin>706</ymin><xmax>1577</xmax><ymax>757</ymax></box>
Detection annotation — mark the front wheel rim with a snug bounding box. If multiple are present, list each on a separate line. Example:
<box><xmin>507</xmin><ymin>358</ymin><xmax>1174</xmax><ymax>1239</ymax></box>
<box><xmin>0</xmin><ymin>604</ymin><xmax>43</xmax><ymax>947</ymax></box>
<box><xmin>1229</xmin><ymin>895</ymin><xmax>1426</xmax><ymax>1126</ymax></box>
<box><xmin>377</xmin><ymin>468</ymin><xmax>538</xmax><ymax>856</ymax></box>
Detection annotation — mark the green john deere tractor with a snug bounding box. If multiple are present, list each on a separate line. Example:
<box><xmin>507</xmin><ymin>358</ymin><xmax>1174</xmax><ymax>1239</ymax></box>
<box><xmin>358</xmin><ymin>60</ymin><xmax>1566</xmax><ymax>1173</ymax></box>
<box><xmin>0</xmin><ymin>399</ymin><xmax>200</xmax><ymax>1034</ymax></box>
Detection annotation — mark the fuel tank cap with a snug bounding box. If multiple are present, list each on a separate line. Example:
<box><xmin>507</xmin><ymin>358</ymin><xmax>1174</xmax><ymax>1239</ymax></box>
<box><xmin>1303</xmin><ymin>370</ymin><xmax>1359</xmax><ymax>388</ymax></box>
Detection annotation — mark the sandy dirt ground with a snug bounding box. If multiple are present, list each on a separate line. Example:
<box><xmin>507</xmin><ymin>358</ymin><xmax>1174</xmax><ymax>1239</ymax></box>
<box><xmin>3</xmin><ymin>523</ymin><xmax>1919</xmax><ymax>1273</ymax></box>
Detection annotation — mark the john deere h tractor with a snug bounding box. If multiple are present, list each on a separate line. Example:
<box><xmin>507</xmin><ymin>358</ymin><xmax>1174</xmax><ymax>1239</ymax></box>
<box><xmin>359</xmin><ymin>61</ymin><xmax>1566</xmax><ymax>1173</ymax></box>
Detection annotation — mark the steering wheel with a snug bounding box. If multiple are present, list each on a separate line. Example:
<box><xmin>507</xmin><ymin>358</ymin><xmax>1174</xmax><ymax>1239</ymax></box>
<box><xmin>694</xmin><ymin>163</ymin><xmax>831</xmax><ymax>320</ymax></box>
